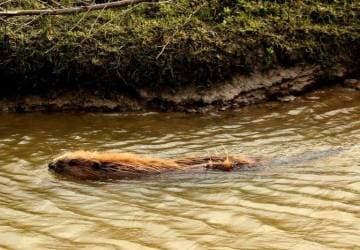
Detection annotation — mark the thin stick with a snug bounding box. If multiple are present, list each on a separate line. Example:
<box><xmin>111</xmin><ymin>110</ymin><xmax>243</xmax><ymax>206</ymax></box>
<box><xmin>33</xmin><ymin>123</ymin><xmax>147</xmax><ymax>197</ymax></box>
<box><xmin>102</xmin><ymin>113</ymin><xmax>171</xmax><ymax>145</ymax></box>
<box><xmin>156</xmin><ymin>3</ymin><xmax>203</xmax><ymax>59</ymax></box>
<box><xmin>0</xmin><ymin>0</ymin><xmax>157</xmax><ymax>17</ymax></box>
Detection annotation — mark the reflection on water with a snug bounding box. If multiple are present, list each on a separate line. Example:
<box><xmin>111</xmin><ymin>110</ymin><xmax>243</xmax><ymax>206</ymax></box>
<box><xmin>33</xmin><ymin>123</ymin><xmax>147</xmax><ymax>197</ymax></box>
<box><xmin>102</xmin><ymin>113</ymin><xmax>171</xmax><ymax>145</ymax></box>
<box><xmin>0</xmin><ymin>86</ymin><xmax>359</xmax><ymax>249</ymax></box>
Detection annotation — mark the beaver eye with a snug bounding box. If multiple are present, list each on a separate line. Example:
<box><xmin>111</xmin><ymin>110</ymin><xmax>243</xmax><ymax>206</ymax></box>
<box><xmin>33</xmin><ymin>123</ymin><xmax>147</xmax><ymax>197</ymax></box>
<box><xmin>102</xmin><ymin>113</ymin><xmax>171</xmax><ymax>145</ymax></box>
<box><xmin>69</xmin><ymin>159</ymin><xmax>80</xmax><ymax>166</ymax></box>
<box><xmin>92</xmin><ymin>162</ymin><xmax>101</xmax><ymax>170</ymax></box>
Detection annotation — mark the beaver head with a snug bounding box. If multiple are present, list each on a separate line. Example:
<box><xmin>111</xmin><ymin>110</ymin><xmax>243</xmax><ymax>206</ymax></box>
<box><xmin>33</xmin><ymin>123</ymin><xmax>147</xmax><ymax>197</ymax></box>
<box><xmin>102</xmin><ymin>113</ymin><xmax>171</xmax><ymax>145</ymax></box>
<box><xmin>48</xmin><ymin>156</ymin><xmax>108</xmax><ymax>180</ymax></box>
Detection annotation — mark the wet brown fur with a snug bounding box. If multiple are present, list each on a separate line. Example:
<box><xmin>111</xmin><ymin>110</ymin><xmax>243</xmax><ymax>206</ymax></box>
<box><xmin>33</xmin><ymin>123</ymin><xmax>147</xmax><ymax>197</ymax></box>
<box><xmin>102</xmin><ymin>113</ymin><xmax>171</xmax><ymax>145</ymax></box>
<box><xmin>48</xmin><ymin>151</ymin><xmax>257</xmax><ymax>180</ymax></box>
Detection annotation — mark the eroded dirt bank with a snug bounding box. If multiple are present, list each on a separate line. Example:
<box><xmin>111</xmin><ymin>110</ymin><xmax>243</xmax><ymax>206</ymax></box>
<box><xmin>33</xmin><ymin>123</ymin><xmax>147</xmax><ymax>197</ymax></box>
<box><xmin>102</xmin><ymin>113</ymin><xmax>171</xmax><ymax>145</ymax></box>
<box><xmin>1</xmin><ymin>66</ymin><xmax>358</xmax><ymax>113</ymax></box>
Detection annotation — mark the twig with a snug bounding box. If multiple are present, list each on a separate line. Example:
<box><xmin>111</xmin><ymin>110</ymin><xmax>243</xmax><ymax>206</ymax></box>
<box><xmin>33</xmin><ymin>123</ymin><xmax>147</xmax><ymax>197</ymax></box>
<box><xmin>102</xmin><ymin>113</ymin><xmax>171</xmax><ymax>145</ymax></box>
<box><xmin>14</xmin><ymin>15</ymin><xmax>42</xmax><ymax>32</ymax></box>
<box><xmin>156</xmin><ymin>3</ymin><xmax>204</xmax><ymax>59</ymax></box>
<box><xmin>68</xmin><ymin>7</ymin><xmax>92</xmax><ymax>32</ymax></box>
<box><xmin>80</xmin><ymin>3</ymin><xmax>107</xmax><ymax>44</ymax></box>
<box><xmin>0</xmin><ymin>0</ymin><xmax>157</xmax><ymax>17</ymax></box>
<box><xmin>0</xmin><ymin>0</ymin><xmax>13</xmax><ymax>7</ymax></box>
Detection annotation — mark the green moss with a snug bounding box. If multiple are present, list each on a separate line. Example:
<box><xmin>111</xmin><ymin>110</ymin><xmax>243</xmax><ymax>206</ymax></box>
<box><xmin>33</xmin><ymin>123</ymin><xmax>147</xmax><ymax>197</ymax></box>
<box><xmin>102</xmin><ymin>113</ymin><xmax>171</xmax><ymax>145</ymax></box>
<box><xmin>0</xmin><ymin>0</ymin><xmax>359</xmax><ymax>96</ymax></box>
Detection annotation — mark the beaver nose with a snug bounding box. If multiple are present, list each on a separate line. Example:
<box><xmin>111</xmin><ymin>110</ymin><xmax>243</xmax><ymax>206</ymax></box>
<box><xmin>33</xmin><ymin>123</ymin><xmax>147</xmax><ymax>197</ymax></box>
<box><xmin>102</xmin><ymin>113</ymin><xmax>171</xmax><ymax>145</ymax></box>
<box><xmin>48</xmin><ymin>162</ymin><xmax>64</xmax><ymax>173</ymax></box>
<box><xmin>48</xmin><ymin>162</ymin><xmax>55</xmax><ymax>170</ymax></box>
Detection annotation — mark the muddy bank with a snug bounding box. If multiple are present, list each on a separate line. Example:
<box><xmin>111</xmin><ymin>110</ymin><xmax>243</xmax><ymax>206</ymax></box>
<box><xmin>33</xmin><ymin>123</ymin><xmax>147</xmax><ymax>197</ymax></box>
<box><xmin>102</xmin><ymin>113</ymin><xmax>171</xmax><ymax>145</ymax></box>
<box><xmin>1</xmin><ymin>66</ymin><xmax>358</xmax><ymax>113</ymax></box>
<box><xmin>1</xmin><ymin>1</ymin><xmax>359</xmax><ymax>108</ymax></box>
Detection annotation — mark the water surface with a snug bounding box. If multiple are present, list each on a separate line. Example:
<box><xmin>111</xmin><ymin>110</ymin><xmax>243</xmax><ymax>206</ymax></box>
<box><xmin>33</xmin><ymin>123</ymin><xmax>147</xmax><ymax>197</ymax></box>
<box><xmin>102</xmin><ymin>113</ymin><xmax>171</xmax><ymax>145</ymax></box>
<box><xmin>0</xmin><ymin>87</ymin><xmax>359</xmax><ymax>249</ymax></box>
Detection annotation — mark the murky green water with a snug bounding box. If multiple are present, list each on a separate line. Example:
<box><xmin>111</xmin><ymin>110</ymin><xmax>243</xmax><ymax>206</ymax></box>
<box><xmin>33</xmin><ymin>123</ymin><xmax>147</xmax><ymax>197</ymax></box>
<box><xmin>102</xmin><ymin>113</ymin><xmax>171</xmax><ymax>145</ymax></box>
<box><xmin>0</xmin><ymin>87</ymin><xmax>359</xmax><ymax>250</ymax></box>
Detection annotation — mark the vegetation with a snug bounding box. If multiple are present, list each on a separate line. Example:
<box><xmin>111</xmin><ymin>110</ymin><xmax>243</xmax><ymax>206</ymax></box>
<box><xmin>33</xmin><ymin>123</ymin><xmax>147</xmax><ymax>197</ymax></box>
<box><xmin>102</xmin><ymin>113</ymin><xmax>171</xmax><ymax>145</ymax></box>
<box><xmin>0</xmin><ymin>0</ymin><xmax>359</xmax><ymax>96</ymax></box>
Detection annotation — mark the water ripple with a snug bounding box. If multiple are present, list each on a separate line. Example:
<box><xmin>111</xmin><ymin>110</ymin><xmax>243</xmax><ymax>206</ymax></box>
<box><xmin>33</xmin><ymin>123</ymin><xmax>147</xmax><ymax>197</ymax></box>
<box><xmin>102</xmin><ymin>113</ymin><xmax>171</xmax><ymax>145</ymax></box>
<box><xmin>0</xmin><ymin>87</ymin><xmax>359</xmax><ymax>249</ymax></box>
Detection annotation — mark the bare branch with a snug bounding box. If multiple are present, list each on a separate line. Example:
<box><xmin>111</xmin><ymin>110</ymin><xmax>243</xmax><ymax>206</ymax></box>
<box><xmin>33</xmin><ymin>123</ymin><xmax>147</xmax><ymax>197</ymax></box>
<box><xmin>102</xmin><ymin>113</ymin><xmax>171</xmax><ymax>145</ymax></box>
<box><xmin>0</xmin><ymin>0</ymin><xmax>158</xmax><ymax>17</ymax></box>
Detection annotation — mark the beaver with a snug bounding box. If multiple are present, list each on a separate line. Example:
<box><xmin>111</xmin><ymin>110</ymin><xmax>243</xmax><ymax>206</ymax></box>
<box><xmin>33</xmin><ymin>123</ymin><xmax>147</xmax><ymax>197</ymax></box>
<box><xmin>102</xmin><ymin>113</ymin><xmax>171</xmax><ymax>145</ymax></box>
<box><xmin>48</xmin><ymin>151</ymin><xmax>257</xmax><ymax>180</ymax></box>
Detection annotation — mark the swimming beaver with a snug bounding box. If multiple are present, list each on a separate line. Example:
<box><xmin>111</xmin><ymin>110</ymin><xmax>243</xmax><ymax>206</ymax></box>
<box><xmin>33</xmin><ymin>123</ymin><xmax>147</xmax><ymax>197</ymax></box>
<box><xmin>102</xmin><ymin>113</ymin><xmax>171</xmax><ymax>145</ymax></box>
<box><xmin>48</xmin><ymin>151</ymin><xmax>257</xmax><ymax>180</ymax></box>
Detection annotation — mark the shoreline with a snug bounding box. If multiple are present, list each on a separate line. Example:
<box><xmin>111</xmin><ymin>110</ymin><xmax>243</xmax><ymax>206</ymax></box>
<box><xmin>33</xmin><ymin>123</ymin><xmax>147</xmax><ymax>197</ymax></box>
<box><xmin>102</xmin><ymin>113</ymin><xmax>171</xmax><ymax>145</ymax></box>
<box><xmin>1</xmin><ymin>1</ymin><xmax>359</xmax><ymax>111</ymax></box>
<box><xmin>1</xmin><ymin>66</ymin><xmax>358</xmax><ymax>113</ymax></box>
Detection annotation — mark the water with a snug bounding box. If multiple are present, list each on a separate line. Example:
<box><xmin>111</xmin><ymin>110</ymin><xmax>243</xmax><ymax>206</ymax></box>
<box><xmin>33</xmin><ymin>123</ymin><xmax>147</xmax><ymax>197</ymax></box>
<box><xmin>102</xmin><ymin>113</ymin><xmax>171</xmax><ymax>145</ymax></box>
<box><xmin>0</xmin><ymin>86</ymin><xmax>359</xmax><ymax>249</ymax></box>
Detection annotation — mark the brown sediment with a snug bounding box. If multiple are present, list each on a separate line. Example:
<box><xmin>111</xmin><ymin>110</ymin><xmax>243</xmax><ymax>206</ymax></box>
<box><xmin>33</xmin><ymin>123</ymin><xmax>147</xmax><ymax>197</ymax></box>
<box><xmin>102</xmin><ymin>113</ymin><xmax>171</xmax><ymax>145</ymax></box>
<box><xmin>343</xmin><ymin>79</ymin><xmax>360</xmax><ymax>90</ymax></box>
<box><xmin>48</xmin><ymin>151</ymin><xmax>257</xmax><ymax>181</ymax></box>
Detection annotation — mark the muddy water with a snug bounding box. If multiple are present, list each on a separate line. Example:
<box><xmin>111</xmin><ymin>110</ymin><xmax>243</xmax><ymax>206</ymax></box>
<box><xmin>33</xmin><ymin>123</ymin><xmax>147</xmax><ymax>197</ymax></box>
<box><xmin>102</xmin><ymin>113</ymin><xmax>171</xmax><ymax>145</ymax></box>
<box><xmin>0</xmin><ymin>87</ymin><xmax>359</xmax><ymax>250</ymax></box>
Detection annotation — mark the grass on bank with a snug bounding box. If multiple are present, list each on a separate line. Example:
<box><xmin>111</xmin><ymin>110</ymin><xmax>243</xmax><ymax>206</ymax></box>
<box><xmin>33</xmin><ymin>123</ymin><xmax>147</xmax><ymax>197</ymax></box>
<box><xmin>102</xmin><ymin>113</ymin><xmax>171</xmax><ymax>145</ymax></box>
<box><xmin>0</xmin><ymin>0</ymin><xmax>359</xmax><ymax>95</ymax></box>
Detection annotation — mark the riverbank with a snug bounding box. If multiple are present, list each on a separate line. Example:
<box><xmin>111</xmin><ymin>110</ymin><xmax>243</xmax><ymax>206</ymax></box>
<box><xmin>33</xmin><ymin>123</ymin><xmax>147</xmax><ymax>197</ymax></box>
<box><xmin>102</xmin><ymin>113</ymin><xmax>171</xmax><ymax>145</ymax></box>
<box><xmin>0</xmin><ymin>66</ymin><xmax>358</xmax><ymax>112</ymax></box>
<box><xmin>0</xmin><ymin>1</ymin><xmax>359</xmax><ymax>112</ymax></box>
